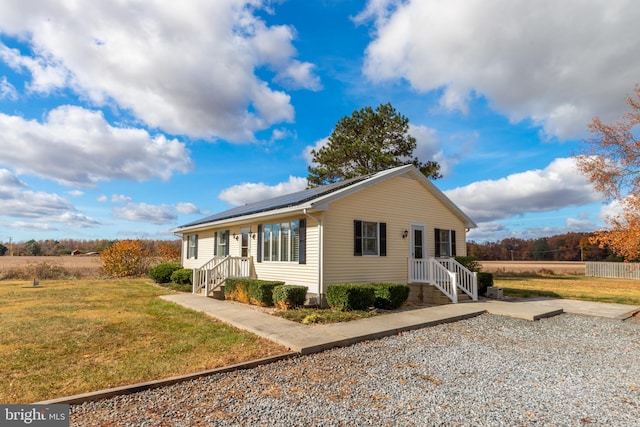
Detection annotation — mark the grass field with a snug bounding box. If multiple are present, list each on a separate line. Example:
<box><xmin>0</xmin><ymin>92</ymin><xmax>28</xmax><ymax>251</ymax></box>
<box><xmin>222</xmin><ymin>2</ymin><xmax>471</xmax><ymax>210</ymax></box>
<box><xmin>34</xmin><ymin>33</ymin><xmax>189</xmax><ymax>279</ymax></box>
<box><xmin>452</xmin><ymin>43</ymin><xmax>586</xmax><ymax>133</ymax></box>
<box><xmin>0</xmin><ymin>256</ymin><xmax>102</xmax><ymax>279</ymax></box>
<box><xmin>495</xmin><ymin>275</ymin><xmax>640</xmax><ymax>305</ymax></box>
<box><xmin>0</xmin><ymin>279</ymin><xmax>286</xmax><ymax>403</ymax></box>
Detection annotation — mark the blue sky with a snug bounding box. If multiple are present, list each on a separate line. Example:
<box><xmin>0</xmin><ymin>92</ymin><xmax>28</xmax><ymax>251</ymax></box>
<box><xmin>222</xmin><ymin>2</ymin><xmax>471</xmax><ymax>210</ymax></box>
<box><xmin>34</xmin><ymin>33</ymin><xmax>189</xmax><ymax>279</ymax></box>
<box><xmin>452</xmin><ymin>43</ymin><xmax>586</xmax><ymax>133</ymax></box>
<box><xmin>1</xmin><ymin>0</ymin><xmax>638</xmax><ymax>244</ymax></box>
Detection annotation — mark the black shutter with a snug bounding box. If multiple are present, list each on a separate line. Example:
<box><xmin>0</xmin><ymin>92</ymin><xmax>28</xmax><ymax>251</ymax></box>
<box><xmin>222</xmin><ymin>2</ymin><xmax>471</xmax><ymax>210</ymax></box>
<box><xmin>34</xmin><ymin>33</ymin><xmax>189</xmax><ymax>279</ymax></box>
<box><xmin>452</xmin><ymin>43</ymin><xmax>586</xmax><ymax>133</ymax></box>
<box><xmin>225</xmin><ymin>230</ymin><xmax>230</xmax><ymax>256</ymax></box>
<box><xmin>194</xmin><ymin>234</ymin><xmax>198</xmax><ymax>259</ymax></box>
<box><xmin>451</xmin><ymin>230</ymin><xmax>456</xmax><ymax>257</ymax></box>
<box><xmin>434</xmin><ymin>228</ymin><xmax>441</xmax><ymax>257</ymax></box>
<box><xmin>299</xmin><ymin>219</ymin><xmax>306</xmax><ymax>264</ymax></box>
<box><xmin>379</xmin><ymin>222</ymin><xmax>387</xmax><ymax>256</ymax></box>
<box><xmin>214</xmin><ymin>231</ymin><xmax>218</xmax><ymax>256</ymax></box>
<box><xmin>354</xmin><ymin>220</ymin><xmax>362</xmax><ymax>256</ymax></box>
<box><xmin>257</xmin><ymin>224</ymin><xmax>263</xmax><ymax>262</ymax></box>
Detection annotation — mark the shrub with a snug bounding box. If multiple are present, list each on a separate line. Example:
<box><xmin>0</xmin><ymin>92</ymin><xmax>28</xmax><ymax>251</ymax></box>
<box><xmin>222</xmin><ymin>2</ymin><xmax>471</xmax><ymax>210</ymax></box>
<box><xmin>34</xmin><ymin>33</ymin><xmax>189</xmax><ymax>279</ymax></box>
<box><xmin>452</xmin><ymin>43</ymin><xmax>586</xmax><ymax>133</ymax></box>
<box><xmin>454</xmin><ymin>256</ymin><xmax>482</xmax><ymax>272</ymax></box>
<box><xmin>477</xmin><ymin>272</ymin><xmax>494</xmax><ymax>296</ymax></box>
<box><xmin>148</xmin><ymin>262</ymin><xmax>183</xmax><ymax>283</ymax></box>
<box><xmin>326</xmin><ymin>284</ymin><xmax>375</xmax><ymax>311</ymax></box>
<box><xmin>273</xmin><ymin>285</ymin><xmax>308</xmax><ymax>310</ymax></box>
<box><xmin>101</xmin><ymin>240</ymin><xmax>151</xmax><ymax>277</ymax></box>
<box><xmin>372</xmin><ymin>283</ymin><xmax>410</xmax><ymax>310</ymax></box>
<box><xmin>170</xmin><ymin>268</ymin><xmax>192</xmax><ymax>285</ymax></box>
<box><xmin>225</xmin><ymin>279</ymin><xmax>285</xmax><ymax>306</ymax></box>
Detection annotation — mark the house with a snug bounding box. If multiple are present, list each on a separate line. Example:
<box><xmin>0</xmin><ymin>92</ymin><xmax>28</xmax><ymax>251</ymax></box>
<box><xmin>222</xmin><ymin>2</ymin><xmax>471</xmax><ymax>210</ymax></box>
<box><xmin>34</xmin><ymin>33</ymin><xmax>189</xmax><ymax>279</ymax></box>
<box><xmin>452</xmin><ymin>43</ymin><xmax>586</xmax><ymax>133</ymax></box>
<box><xmin>173</xmin><ymin>164</ymin><xmax>478</xmax><ymax>305</ymax></box>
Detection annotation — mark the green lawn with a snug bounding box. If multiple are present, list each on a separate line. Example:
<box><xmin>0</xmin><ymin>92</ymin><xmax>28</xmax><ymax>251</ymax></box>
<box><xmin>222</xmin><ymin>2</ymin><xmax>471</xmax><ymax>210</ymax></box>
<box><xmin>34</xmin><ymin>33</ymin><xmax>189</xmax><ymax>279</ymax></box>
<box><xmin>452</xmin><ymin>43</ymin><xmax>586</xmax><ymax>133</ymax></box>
<box><xmin>0</xmin><ymin>279</ymin><xmax>286</xmax><ymax>403</ymax></box>
<box><xmin>495</xmin><ymin>275</ymin><xmax>640</xmax><ymax>305</ymax></box>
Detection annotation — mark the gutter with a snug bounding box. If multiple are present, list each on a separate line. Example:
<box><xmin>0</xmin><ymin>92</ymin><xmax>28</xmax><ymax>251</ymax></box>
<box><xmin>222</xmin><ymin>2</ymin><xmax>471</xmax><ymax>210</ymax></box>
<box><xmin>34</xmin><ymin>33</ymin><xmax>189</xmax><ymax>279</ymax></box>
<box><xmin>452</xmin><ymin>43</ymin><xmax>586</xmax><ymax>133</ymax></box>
<box><xmin>303</xmin><ymin>209</ymin><xmax>324</xmax><ymax>307</ymax></box>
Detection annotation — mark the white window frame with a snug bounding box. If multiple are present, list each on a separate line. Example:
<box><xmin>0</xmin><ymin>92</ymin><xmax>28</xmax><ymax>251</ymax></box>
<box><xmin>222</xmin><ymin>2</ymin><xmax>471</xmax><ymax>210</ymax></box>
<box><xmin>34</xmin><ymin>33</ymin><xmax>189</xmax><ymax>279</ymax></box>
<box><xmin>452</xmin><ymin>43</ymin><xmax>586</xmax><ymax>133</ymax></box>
<box><xmin>262</xmin><ymin>220</ymin><xmax>300</xmax><ymax>263</ymax></box>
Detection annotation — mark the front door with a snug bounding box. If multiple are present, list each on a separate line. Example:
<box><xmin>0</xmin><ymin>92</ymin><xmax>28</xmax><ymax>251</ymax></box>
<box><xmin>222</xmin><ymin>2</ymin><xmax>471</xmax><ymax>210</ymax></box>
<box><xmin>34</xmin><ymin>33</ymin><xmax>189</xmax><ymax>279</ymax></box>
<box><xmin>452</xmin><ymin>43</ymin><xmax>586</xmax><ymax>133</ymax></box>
<box><xmin>410</xmin><ymin>224</ymin><xmax>426</xmax><ymax>259</ymax></box>
<box><xmin>240</xmin><ymin>227</ymin><xmax>250</xmax><ymax>257</ymax></box>
<box><xmin>409</xmin><ymin>224</ymin><xmax>427</xmax><ymax>282</ymax></box>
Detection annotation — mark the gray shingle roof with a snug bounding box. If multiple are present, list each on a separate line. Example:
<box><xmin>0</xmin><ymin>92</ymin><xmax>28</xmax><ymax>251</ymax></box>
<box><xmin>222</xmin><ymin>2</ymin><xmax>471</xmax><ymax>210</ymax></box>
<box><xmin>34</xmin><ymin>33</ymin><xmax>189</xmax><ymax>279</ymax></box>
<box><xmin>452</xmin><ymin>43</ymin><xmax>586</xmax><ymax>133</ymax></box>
<box><xmin>176</xmin><ymin>174</ymin><xmax>373</xmax><ymax>229</ymax></box>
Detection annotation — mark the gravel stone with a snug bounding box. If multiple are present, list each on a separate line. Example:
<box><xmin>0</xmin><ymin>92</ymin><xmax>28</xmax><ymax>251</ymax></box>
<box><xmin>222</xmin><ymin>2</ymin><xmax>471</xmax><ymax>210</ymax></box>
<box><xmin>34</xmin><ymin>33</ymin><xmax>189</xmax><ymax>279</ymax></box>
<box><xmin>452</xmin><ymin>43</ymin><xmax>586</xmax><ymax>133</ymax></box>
<box><xmin>70</xmin><ymin>314</ymin><xmax>640</xmax><ymax>426</ymax></box>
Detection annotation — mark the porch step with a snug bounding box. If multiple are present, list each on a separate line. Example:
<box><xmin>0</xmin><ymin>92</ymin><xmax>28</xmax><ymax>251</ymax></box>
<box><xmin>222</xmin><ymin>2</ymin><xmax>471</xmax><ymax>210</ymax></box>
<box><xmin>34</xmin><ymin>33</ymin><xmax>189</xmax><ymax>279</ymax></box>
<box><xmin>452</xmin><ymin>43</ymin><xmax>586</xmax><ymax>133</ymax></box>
<box><xmin>209</xmin><ymin>285</ymin><xmax>225</xmax><ymax>301</ymax></box>
<box><xmin>408</xmin><ymin>284</ymin><xmax>472</xmax><ymax>305</ymax></box>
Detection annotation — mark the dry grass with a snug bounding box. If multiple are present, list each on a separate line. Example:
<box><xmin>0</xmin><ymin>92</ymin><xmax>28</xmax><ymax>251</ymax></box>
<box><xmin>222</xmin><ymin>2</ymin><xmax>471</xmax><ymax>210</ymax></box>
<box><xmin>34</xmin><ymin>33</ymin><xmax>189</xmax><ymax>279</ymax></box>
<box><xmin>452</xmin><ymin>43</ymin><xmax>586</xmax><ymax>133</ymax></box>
<box><xmin>480</xmin><ymin>261</ymin><xmax>586</xmax><ymax>276</ymax></box>
<box><xmin>0</xmin><ymin>279</ymin><xmax>287</xmax><ymax>403</ymax></box>
<box><xmin>495</xmin><ymin>275</ymin><xmax>640</xmax><ymax>305</ymax></box>
<box><xmin>0</xmin><ymin>256</ymin><xmax>102</xmax><ymax>279</ymax></box>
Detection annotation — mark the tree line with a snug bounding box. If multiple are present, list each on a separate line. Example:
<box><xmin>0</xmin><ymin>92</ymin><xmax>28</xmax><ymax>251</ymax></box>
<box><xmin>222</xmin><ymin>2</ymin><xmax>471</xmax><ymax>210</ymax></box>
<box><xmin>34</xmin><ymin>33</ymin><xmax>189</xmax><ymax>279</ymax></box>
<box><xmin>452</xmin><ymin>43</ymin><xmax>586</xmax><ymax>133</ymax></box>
<box><xmin>467</xmin><ymin>232</ymin><xmax>618</xmax><ymax>262</ymax></box>
<box><xmin>0</xmin><ymin>238</ymin><xmax>181</xmax><ymax>257</ymax></box>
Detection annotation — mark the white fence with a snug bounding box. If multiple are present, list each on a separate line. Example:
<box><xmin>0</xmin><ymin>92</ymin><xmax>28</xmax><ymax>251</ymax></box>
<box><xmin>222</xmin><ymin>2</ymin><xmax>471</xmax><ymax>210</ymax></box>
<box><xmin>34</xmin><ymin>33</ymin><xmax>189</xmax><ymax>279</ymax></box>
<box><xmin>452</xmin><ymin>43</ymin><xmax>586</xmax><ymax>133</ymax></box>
<box><xmin>585</xmin><ymin>262</ymin><xmax>640</xmax><ymax>280</ymax></box>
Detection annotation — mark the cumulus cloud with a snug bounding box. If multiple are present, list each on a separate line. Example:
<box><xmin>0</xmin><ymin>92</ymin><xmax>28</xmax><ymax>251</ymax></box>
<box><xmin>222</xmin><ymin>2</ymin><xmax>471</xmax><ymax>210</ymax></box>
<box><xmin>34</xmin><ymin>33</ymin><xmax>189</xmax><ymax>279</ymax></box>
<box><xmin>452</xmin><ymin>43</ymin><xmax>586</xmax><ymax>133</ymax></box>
<box><xmin>111</xmin><ymin>194</ymin><xmax>132</xmax><ymax>203</ymax></box>
<box><xmin>0</xmin><ymin>0</ymin><xmax>318</xmax><ymax>141</ymax></box>
<box><xmin>219</xmin><ymin>176</ymin><xmax>308</xmax><ymax>206</ymax></box>
<box><xmin>445</xmin><ymin>158</ymin><xmax>604</xmax><ymax>223</ymax></box>
<box><xmin>176</xmin><ymin>202</ymin><xmax>204</xmax><ymax>215</ymax></box>
<box><xmin>358</xmin><ymin>0</ymin><xmax>640</xmax><ymax>139</ymax></box>
<box><xmin>0</xmin><ymin>168</ymin><xmax>100</xmax><ymax>228</ymax></box>
<box><xmin>0</xmin><ymin>106</ymin><xmax>192</xmax><ymax>186</ymax></box>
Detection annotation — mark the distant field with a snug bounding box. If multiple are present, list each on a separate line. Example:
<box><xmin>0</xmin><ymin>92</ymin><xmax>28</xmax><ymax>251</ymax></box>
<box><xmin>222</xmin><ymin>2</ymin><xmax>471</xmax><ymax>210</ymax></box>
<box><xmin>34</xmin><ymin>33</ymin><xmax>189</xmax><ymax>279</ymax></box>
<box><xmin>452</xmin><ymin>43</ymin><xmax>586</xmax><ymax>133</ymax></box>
<box><xmin>480</xmin><ymin>261</ymin><xmax>585</xmax><ymax>275</ymax></box>
<box><xmin>0</xmin><ymin>256</ymin><xmax>102</xmax><ymax>279</ymax></box>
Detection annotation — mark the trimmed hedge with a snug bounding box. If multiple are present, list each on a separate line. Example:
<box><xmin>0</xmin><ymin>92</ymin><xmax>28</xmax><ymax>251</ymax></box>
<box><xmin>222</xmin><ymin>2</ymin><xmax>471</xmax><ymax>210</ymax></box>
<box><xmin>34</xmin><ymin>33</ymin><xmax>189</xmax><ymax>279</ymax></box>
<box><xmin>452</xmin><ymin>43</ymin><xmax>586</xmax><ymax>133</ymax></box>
<box><xmin>148</xmin><ymin>262</ymin><xmax>182</xmax><ymax>284</ymax></box>
<box><xmin>373</xmin><ymin>283</ymin><xmax>410</xmax><ymax>310</ymax></box>
<box><xmin>170</xmin><ymin>268</ymin><xmax>192</xmax><ymax>286</ymax></box>
<box><xmin>273</xmin><ymin>285</ymin><xmax>308</xmax><ymax>310</ymax></box>
<box><xmin>478</xmin><ymin>272</ymin><xmax>494</xmax><ymax>296</ymax></box>
<box><xmin>224</xmin><ymin>278</ymin><xmax>284</xmax><ymax>306</ymax></box>
<box><xmin>326</xmin><ymin>284</ymin><xmax>376</xmax><ymax>311</ymax></box>
<box><xmin>327</xmin><ymin>283</ymin><xmax>410</xmax><ymax>311</ymax></box>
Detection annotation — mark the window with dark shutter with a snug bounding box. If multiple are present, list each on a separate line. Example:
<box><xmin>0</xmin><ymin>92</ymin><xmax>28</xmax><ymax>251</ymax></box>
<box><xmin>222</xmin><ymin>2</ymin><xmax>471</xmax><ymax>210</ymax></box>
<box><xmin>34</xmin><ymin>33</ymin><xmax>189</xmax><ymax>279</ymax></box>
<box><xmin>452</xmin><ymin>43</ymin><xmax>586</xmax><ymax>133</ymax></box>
<box><xmin>299</xmin><ymin>218</ymin><xmax>306</xmax><ymax>264</ymax></box>
<box><xmin>354</xmin><ymin>220</ymin><xmax>362</xmax><ymax>256</ymax></box>
<box><xmin>451</xmin><ymin>230</ymin><xmax>456</xmax><ymax>257</ymax></box>
<box><xmin>213</xmin><ymin>231</ymin><xmax>218</xmax><ymax>256</ymax></box>
<box><xmin>379</xmin><ymin>222</ymin><xmax>387</xmax><ymax>256</ymax></box>
<box><xmin>257</xmin><ymin>224</ymin><xmax>263</xmax><ymax>262</ymax></box>
<box><xmin>434</xmin><ymin>228</ymin><xmax>441</xmax><ymax>257</ymax></box>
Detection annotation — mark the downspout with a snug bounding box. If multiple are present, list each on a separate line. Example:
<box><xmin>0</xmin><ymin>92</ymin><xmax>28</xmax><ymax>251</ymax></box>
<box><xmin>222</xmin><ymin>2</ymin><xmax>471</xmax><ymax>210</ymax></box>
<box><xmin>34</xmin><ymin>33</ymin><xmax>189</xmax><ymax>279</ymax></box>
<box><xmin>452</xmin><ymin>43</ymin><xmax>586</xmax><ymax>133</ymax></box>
<box><xmin>303</xmin><ymin>209</ymin><xmax>324</xmax><ymax>307</ymax></box>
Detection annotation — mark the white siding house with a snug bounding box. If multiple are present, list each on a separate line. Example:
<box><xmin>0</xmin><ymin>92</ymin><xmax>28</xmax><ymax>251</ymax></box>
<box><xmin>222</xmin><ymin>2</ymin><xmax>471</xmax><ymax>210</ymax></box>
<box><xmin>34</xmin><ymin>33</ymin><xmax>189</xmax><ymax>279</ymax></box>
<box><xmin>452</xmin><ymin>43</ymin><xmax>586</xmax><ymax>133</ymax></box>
<box><xmin>173</xmin><ymin>165</ymin><xmax>478</xmax><ymax>304</ymax></box>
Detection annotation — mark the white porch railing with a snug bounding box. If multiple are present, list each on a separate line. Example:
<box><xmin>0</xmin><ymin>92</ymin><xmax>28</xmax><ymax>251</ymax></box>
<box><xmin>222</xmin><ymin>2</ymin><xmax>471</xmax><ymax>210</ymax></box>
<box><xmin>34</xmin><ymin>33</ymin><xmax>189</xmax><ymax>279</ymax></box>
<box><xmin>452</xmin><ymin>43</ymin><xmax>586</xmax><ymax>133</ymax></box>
<box><xmin>192</xmin><ymin>256</ymin><xmax>252</xmax><ymax>296</ymax></box>
<box><xmin>408</xmin><ymin>257</ymin><xmax>478</xmax><ymax>303</ymax></box>
<box><xmin>436</xmin><ymin>258</ymin><xmax>478</xmax><ymax>301</ymax></box>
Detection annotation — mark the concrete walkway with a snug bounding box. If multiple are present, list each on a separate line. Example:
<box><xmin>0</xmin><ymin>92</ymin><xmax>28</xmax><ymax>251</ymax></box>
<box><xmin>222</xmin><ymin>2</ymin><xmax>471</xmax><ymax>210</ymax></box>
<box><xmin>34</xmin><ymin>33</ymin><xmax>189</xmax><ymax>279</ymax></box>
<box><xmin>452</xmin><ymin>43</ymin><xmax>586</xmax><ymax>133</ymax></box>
<box><xmin>160</xmin><ymin>294</ymin><xmax>640</xmax><ymax>354</ymax></box>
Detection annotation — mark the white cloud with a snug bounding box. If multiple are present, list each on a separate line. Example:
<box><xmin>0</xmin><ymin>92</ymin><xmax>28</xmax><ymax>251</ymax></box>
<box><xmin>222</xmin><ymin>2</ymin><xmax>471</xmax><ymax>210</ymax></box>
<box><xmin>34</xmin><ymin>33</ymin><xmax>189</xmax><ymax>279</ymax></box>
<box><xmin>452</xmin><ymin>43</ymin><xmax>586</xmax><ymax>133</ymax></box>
<box><xmin>218</xmin><ymin>176</ymin><xmax>308</xmax><ymax>206</ymax></box>
<box><xmin>112</xmin><ymin>201</ymin><xmax>205</xmax><ymax>224</ymax></box>
<box><xmin>0</xmin><ymin>169</ymin><xmax>100</xmax><ymax>228</ymax></box>
<box><xmin>0</xmin><ymin>0</ymin><xmax>318</xmax><ymax>141</ymax></box>
<box><xmin>445</xmin><ymin>158</ymin><xmax>604</xmax><ymax>223</ymax></box>
<box><xmin>97</xmin><ymin>195</ymin><xmax>107</xmax><ymax>202</ymax></box>
<box><xmin>113</xmin><ymin>202</ymin><xmax>177</xmax><ymax>225</ymax></box>
<box><xmin>111</xmin><ymin>194</ymin><xmax>132</xmax><ymax>203</ymax></box>
<box><xmin>360</xmin><ymin>0</ymin><xmax>640</xmax><ymax>139</ymax></box>
<box><xmin>176</xmin><ymin>202</ymin><xmax>203</xmax><ymax>215</ymax></box>
<box><xmin>0</xmin><ymin>106</ymin><xmax>192</xmax><ymax>186</ymax></box>
<box><xmin>0</xmin><ymin>76</ymin><xmax>17</xmax><ymax>100</ymax></box>
<box><xmin>67</xmin><ymin>190</ymin><xmax>84</xmax><ymax>197</ymax></box>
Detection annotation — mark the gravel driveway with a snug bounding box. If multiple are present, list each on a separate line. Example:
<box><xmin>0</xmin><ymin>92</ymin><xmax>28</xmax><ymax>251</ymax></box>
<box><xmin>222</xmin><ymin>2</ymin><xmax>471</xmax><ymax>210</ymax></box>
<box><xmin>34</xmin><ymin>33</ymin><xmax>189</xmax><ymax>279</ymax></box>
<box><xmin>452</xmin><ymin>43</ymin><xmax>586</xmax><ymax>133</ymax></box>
<box><xmin>70</xmin><ymin>314</ymin><xmax>640</xmax><ymax>426</ymax></box>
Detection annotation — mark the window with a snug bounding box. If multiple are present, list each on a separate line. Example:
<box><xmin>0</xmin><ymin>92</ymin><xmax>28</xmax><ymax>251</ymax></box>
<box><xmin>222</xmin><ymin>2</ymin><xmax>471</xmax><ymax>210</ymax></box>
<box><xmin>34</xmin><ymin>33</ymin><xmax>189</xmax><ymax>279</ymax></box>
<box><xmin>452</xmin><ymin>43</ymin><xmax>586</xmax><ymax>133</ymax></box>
<box><xmin>215</xmin><ymin>230</ymin><xmax>229</xmax><ymax>257</ymax></box>
<box><xmin>434</xmin><ymin>228</ymin><xmax>456</xmax><ymax>257</ymax></box>
<box><xmin>354</xmin><ymin>220</ymin><xmax>387</xmax><ymax>256</ymax></box>
<box><xmin>240</xmin><ymin>227</ymin><xmax>250</xmax><ymax>257</ymax></box>
<box><xmin>187</xmin><ymin>234</ymin><xmax>198</xmax><ymax>259</ymax></box>
<box><xmin>261</xmin><ymin>220</ymin><xmax>301</xmax><ymax>262</ymax></box>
